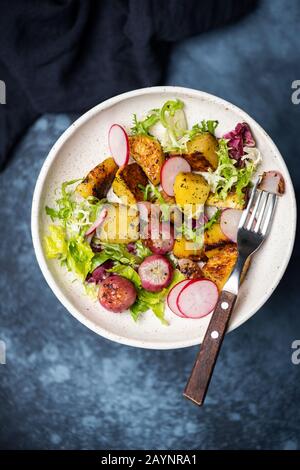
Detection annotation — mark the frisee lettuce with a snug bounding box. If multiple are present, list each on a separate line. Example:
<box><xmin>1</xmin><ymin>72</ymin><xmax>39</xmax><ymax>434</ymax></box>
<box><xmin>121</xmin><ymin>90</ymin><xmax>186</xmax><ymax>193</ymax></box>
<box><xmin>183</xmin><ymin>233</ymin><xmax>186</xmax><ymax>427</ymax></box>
<box><xmin>131</xmin><ymin>100</ymin><xmax>218</xmax><ymax>152</ymax></box>
<box><xmin>131</xmin><ymin>109</ymin><xmax>160</xmax><ymax>136</ymax></box>
<box><xmin>214</xmin><ymin>139</ymin><xmax>257</xmax><ymax>203</ymax></box>
<box><xmin>45</xmin><ymin>179</ymin><xmax>106</xmax><ymax>235</ymax></box>
<box><xmin>44</xmin><ymin>179</ymin><xmax>106</xmax><ymax>280</ymax></box>
<box><xmin>186</xmin><ymin>120</ymin><xmax>219</xmax><ymax>139</ymax></box>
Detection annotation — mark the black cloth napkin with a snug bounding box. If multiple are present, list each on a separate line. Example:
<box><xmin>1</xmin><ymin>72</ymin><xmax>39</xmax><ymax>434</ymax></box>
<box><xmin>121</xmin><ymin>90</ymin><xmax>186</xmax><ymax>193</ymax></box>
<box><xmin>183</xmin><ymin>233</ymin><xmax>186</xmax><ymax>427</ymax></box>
<box><xmin>0</xmin><ymin>0</ymin><xmax>257</xmax><ymax>170</ymax></box>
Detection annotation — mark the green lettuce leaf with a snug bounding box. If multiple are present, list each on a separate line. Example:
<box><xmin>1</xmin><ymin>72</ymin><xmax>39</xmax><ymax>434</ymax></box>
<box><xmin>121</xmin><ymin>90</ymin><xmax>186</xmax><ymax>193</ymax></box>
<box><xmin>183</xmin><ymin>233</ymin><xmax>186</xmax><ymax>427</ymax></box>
<box><xmin>66</xmin><ymin>237</ymin><xmax>94</xmax><ymax>280</ymax></box>
<box><xmin>235</xmin><ymin>162</ymin><xmax>255</xmax><ymax>201</ymax></box>
<box><xmin>44</xmin><ymin>225</ymin><xmax>67</xmax><ymax>259</ymax></box>
<box><xmin>108</xmin><ymin>264</ymin><xmax>142</xmax><ymax>289</ymax></box>
<box><xmin>44</xmin><ymin>179</ymin><xmax>108</xmax><ymax>280</ymax></box>
<box><xmin>134</xmin><ymin>240</ymin><xmax>152</xmax><ymax>260</ymax></box>
<box><xmin>94</xmin><ymin>243</ymin><xmax>138</xmax><ymax>267</ymax></box>
<box><xmin>129</xmin><ymin>269</ymin><xmax>185</xmax><ymax>325</ymax></box>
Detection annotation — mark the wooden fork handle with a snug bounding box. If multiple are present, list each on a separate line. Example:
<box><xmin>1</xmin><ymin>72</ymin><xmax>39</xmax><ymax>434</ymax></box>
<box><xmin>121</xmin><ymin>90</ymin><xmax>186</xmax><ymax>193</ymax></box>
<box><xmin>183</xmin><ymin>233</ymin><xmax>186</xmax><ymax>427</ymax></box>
<box><xmin>183</xmin><ymin>290</ymin><xmax>237</xmax><ymax>406</ymax></box>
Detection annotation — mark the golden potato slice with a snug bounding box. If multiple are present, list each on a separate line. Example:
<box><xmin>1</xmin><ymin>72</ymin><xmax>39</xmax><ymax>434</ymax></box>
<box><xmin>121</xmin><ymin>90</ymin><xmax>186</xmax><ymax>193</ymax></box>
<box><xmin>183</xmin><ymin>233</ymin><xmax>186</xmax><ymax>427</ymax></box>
<box><xmin>204</xmin><ymin>222</ymin><xmax>229</xmax><ymax>248</ymax></box>
<box><xmin>96</xmin><ymin>203</ymin><xmax>139</xmax><ymax>243</ymax></box>
<box><xmin>186</xmin><ymin>133</ymin><xmax>219</xmax><ymax>170</ymax></box>
<box><xmin>173</xmin><ymin>237</ymin><xmax>204</xmax><ymax>261</ymax></box>
<box><xmin>177</xmin><ymin>259</ymin><xmax>203</xmax><ymax>279</ymax></box>
<box><xmin>112</xmin><ymin>163</ymin><xmax>148</xmax><ymax>205</ymax></box>
<box><xmin>174</xmin><ymin>172</ymin><xmax>210</xmax><ymax>216</ymax></box>
<box><xmin>202</xmin><ymin>243</ymin><xmax>238</xmax><ymax>290</ymax></box>
<box><xmin>181</xmin><ymin>153</ymin><xmax>213</xmax><ymax>171</ymax></box>
<box><xmin>76</xmin><ymin>157</ymin><xmax>118</xmax><ymax>199</ymax></box>
<box><xmin>206</xmin><ymin>191</ymin><xmax>246</xmax><ymax>210</ymax></box>
<box><xmin>168</xmin><ymin>133</ymin><xmax>219</xmax><ymax>171</ymax></box>
<box><xmin>129</xmin><ymin>135</ymin><xmax>164</xmax><ymax>185</ymax></box>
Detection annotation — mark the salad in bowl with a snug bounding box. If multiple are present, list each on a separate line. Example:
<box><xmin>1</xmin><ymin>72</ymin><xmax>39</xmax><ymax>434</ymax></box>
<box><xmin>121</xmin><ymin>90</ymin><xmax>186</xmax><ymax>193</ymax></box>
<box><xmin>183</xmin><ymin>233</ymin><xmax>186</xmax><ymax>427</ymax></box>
<box><xmin>43</xmin><ymin>98</ymin><xmax>280</xmax><ymax>325</ymax></box>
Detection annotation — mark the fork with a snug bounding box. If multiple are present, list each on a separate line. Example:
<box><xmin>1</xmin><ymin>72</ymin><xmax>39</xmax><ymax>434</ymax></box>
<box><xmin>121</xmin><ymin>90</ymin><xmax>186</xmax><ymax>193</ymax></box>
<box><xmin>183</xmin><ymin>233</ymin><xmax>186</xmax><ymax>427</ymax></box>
<box><xmin>183</xmin><ymin>177</ymin><xmax>278</xmax><ymax>406</ymax></box>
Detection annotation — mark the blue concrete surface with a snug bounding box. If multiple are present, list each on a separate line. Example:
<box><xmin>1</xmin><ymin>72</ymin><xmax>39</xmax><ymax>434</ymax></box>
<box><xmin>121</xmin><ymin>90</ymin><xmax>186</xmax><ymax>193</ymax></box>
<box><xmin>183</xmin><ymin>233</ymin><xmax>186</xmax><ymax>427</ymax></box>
<box><xmin>0</xmin><ymin>0</ymin><xmax>300</xmax><ymax>450</ymax></box>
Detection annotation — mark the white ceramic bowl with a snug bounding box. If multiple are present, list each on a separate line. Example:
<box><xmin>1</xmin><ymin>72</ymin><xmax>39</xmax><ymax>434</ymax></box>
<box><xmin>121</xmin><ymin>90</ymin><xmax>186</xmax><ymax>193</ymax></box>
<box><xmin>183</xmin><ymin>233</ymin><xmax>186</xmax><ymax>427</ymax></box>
<box><xmin>31</xmin><ymin>86</ymin><xmax>296</xmax><ymax>349</ymax></box>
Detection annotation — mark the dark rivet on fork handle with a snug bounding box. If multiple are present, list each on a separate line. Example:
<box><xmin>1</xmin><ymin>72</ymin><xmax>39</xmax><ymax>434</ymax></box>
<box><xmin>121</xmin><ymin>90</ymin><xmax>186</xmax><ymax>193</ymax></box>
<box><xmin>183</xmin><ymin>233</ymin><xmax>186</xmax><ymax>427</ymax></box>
<box><xmin>183</xmin><ymin>291</ymin><xmax>237</xmax><ymax>406</ymax></box>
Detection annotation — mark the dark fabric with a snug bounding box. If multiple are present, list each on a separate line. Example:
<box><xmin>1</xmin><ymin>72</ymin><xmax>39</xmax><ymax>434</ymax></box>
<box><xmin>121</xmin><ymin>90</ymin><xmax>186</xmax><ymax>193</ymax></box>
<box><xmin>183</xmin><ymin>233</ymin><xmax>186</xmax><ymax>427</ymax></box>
<box><xmin>0</xmin><ymin>0</ymin><xmax>257</xmax><ymax>170</ymax></box>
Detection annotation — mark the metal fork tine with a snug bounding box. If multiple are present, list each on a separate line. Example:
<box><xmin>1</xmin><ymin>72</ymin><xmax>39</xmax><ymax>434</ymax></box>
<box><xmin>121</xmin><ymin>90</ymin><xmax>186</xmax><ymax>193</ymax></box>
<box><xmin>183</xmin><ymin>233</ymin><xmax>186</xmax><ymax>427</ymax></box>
<box><xmin>239</xmin><ymin>178</ymin><xmax>261</xmax><ymax>229</ymax></box>
<box><xmin>254</xmin><ymin>192</ymin><xmax>269</xmax><ymax>232</ymax></box>
<box><xmin>246</xmin><ymin>190</ymin><xmax>263</xmax><ymax>231</ymax></box>
<box><xmin>259</xmin><ymin>193</ymin><xmax>277</xmax><ymax>235</ymax></box>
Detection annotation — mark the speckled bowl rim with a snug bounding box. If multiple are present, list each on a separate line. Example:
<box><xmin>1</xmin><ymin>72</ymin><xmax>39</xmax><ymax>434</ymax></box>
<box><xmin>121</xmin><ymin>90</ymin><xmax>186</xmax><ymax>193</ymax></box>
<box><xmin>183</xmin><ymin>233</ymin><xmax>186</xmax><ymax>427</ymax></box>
<box><xmin>31</xmin><ymin>86</ymin><xmax>297</xmax><ymax>349</ymax></box>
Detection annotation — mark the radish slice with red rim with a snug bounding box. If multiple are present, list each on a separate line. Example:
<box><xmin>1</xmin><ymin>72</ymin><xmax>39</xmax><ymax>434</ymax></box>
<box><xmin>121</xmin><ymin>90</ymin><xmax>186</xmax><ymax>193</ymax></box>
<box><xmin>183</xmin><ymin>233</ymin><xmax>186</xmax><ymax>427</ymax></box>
<box><xmin>177</xmin><ymin>279</ymin><xmax>218</xmax><ymax>318</ymax></box>
<box><xmin>160</xmin><ymin>157</ymin><xmax>191</xmax><ymax>196</ymax></box>
<box><xmin>85</xmin><ymin>208</ymin><xmax>108</xmax><ymax>236</ymax></box>
<box><xmin>108</xmin><ymin>124</ymin><xmax>129</xmax><ymax>167</ymax></box>
<box><xmin>220</xmin><ymin>208</ymin><xmax>242</xmax><ymax>243</ymax></box>
<box><xmin>167</xmin><ymin>280</ymin><xmax>190</xmax><ymax>317</ymax></box>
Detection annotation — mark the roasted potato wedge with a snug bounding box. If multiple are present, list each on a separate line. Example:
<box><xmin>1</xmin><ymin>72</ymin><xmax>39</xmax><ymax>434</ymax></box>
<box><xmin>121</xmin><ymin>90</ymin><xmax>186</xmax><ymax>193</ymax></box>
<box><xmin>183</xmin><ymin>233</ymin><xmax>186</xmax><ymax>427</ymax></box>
<box><xmin>173</xmin><ymin>237</ymin><xmax>204</xmax><ymax>261</ymax></box>
<box><xmin>202</xmin><ymin>243</ymin><xmax>238</xmax><ymax>290</ymax></box>
<box><xmin>96</xmin><ymin>203</ymin><xmax>139</xmax><ymax>243</ymax></box>
<box><xmin>204</xmin><ymin>222</ymin><xmax>229</xmax><ymax>248</ymax></box>
<box><xmin>174</xmin><ymin>172</ymin><xmax>210</xmax><ymax>216</ymax></box>
<box><xmin>206</xmin><ymin>191</ymin><xmax>246</xmax><ymax>210</ymax></box>
<box><xmin>129</xmin><ymin>135</ymin><xmax>164</xmax><ymax>185</ymax></box>
<box><xmin>76</xmin><ymin>157</ymin><xmax>118</xmax><ymax>199</ymax></box>
<box><xmin>181</xmin><ymin>152</ymin><xmax>212</xmax><ymax>171</ymax></box>
<box><xmin>112</xmin><ymin>163</ymin><xmax>148</xmax><ymax>205</ymax></box>
<box><xmin>186</xmin><ymin>133</ymin><xmax>219</xmax><ymax>169</ymax></box>
<box><xmin>177</xmin><ymin>258</ymin><xmax>203</xmax><ymax>279</ymax></box>
<box><xmin>169</xmin><ymin>133</ymin><xmax>219</xmax><ymax>171</ymax></box>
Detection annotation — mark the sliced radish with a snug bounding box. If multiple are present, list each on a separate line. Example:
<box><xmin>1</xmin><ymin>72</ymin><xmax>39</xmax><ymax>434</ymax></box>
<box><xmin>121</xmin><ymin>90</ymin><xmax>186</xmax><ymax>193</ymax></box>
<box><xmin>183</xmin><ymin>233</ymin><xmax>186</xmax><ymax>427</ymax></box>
<box><xmin>177</xmin><ymin>279</ymin><xmax>218</xmax><ymax>319</ymax></box>
<box><xmin>85</xmin><ymin>208</ymin><xmax>108</xmax><ymax>236</ymax></box>
<box><xmin>167</xmin><ymin>280</ymin><xmax>190</xmax><ymax>317</ymax></box>
<box><xmin>192</xmin><ymin>213</ymin><xmax>208</xmax><ymax>229</ymax></box>
<box><xmin>160</xmin><ymin>157</ymin><xmax>191</xmax><ymax>196</ymax></box>
<box><xmin>108</xmin><ymin>124</ymin><xmax>129</xmax><ymax>167</ymax></box>
<box><xmin>258</xmin><ymin>170</ymin><xmax>285</xmax><ymax>195</ymax></box>
<box><xmin>138</xmin><ymin>254</ymin><xmax>173</xmax><ymax>292</ymax></box>
<box><xmin>220</xmin><ymin>208</ymin><xmax>242</xmax><ymax>243</ymax></box>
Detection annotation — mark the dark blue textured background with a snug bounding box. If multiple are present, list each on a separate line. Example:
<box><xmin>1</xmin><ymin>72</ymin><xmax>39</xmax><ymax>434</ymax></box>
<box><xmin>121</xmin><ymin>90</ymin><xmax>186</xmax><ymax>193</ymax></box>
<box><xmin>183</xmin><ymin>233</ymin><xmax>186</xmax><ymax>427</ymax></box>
<box><xmin>0</xmin><ymin>0</ymin><xmax>299</xmax><ymax>450</ymax></box>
